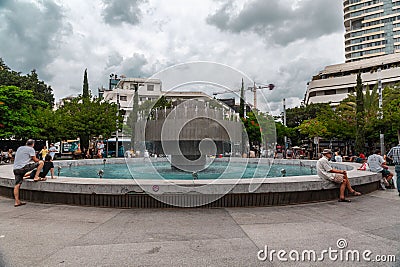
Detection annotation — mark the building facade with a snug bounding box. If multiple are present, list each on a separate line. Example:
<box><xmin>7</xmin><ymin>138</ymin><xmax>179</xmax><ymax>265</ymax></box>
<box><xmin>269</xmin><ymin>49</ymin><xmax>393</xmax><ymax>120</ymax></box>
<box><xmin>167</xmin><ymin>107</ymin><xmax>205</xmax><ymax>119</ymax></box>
<box><xmin>305</xmin><ymin>54</ymin><xmax>400</xmax><ymax>105</ymax></box>
<box><xmin>344</xmin><ymin>0</ymin><xmax>400</xmax><ymax>62</ymax></box>
<box><xmin>100</xmin><ymin>78</ymin><xmax>163</xmax><ymax>110</ymax></box>
<box><xmin>305</xmin><ymin>0</ymin><xmax>400</xmax><ymax>105</ymax></box>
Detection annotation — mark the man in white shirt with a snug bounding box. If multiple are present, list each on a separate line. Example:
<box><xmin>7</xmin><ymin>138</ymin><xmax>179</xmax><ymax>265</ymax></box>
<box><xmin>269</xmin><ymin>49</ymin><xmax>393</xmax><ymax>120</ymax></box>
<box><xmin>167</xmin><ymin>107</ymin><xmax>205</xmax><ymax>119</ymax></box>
<box><xmin>367</xmin><ymin>150</ymin><xmax>394</xmax><ymax>189</ymax></box>
<box><xmin>317</xmin><ymin>149</ymin><xmax>361</xmax><ymax>202</ymax></box>
<box><xmin>13</xmin><ymin>139</ymin><xmax>44</xmax><ymax>207</ymax></box>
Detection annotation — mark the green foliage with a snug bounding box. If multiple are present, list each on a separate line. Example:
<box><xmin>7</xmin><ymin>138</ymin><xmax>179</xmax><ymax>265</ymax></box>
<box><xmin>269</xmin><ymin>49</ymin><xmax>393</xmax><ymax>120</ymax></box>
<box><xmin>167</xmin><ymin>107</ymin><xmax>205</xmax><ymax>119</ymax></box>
<box><xmin>297</xmin><ymin>118</ymin><xmax>328</xmax><ymax>139</ymax></box>
<box><xmin>0</xmin><ymin>86</ymin><xmax>47</xmax><ymax>139</ymax></box>
<box><xmin>239</xmin><ymin>78</ymin><xmax>245</xmax><ymax>119</ymax></box>
<box><xmin>0</xmin><ymin>58</ymin><xmax>54</xmax><ymax>107</ymax></box>
<box><xmin>383</xmin><ymin>84</ymin><xmax>400</xmax><ymax>144</ymax></box>
<box><xmin>355</xmin><ymin>73</ymin><xmax>365</xmax><ymax>152</ymax></box>
<box><xmin>285</xmin><ymin>103</ymin><xmax>331</xmax><ymax>128</ymax></box>
<box><xmin>83</xmin><ymin>68</ymin><xmax>90</xmax><ymax>100</ymax></box>
<box><xmin>57</xmin><ymin>97</ymin><xmax>121</xmax><ymax>149</ymax></box>
<box><xmin>242</xmin><ymin>111</ymin><xmax>261</xmax><ymax>144</ymax></box>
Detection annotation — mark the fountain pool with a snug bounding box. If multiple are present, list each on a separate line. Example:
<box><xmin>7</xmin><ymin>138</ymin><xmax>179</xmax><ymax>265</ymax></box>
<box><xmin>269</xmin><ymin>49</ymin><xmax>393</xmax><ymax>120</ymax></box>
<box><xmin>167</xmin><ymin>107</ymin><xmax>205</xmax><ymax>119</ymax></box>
<box><xmin>60</xmin><ymin>161</ymin><xmax>316</xmax><ymax>180</ymax></box>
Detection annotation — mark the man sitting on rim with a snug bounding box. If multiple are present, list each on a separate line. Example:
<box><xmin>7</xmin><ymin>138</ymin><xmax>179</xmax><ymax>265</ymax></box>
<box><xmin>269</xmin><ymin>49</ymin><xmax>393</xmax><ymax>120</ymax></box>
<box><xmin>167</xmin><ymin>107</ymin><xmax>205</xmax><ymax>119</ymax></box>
<box><xmin>317</xmin><ymin>149</ymin><xmax>361</xmax><ymax>202</ymax></box>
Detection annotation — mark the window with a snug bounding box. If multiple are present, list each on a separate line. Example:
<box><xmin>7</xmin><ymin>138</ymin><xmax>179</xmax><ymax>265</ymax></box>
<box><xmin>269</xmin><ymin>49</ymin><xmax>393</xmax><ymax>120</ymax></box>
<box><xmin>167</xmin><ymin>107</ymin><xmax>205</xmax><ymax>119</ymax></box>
<box><xmin>324</xmin><ymin>89</ymin><xmax>336</xmax><ymax>95</ymax></box>
<box><xmin>120</xmin><ymin>95</ymin><xmax>127</xmax><ymax>101</ymax></box>
<box><xmin>309</xmin><ymin>92</ymin><xmax>317</xmax><ymax>97</ymax></box>
<box><xmin>147</xmin><ymin>84</ymin><xmax>154</xmax><ymax>91</ymax></box>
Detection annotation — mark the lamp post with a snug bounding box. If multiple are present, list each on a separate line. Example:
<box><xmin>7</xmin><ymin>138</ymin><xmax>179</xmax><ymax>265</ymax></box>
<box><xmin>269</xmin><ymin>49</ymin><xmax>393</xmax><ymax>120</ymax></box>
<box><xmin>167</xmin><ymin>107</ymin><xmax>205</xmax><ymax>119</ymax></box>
<box><xmin>283</xmin><ymin>98</ymin><xmax>287</xmax><ymax>157</ymax></box>
<box><xmin>378</xmin><ymin>68</ymin><xmax>384</xmax><ymax>155</ymax></box>
<box><xmin>116</xmin><ymin>87</ymin><xmax>120</xmax><ymax>158</ymax></box>
<box><xmin>248</xmin><ymin>82</ymin><xmax>275</xmax><ymax>110</ymax></box>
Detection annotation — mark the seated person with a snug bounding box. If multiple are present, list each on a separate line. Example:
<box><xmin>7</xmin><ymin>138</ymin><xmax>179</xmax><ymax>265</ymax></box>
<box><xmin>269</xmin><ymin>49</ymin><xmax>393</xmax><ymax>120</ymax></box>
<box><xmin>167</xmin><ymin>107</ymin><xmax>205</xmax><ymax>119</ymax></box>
<box><xmin>367</xmin><ymin>150</ymin><xmax>394</xmax><ymax>189</ymax></box>
<box><xmin>317</xmin><ymin>149</ymin><xmax>361</xmax><ymax>202</ymax></box>
<box><xmin>355</xmin><ymin>152</ymin><xmax>366</xmax><ymax>163</ymax></box>
<box><xmin>26</xmin><ymin>154</ymin><xmax>55</xmax><ymax>180</ymax></box>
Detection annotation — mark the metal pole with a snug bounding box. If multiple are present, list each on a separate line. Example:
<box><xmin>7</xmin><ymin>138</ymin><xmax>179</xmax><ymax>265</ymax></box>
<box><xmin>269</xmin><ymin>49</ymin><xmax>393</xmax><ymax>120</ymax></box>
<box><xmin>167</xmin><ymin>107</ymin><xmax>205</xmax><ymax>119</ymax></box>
<box><xmin>116</xmin><ymin>88</ymin><xmax>120</xmax><ymax>158</ymax></box>
<box><xmin>378</xmin><ymin>68</ymin><xmax>385</xmax><ymax>155</ymax></box>
<box><xmin>283</xmin><ymin>98</ymin><xmax>287</xmax><ymax>157</ymax></box>
<box><xmin>253</xmin><ymin>82</ymin><xmax>257</xmax><ymax>110</ymax></box>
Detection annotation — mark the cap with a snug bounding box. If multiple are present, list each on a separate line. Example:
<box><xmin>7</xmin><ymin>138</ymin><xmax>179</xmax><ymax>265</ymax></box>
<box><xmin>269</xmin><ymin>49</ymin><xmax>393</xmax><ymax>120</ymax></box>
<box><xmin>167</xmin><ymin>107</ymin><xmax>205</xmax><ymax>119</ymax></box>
<box><xmin>322</xmin><ymin>149</ymin><xmax>333</xmax><ymax>155</ymax></box>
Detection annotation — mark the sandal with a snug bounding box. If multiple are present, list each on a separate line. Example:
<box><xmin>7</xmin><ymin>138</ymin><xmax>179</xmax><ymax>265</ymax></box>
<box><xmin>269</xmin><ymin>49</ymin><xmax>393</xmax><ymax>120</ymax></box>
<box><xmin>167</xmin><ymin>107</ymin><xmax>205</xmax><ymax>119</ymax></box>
<box><xmin>350</xmin><ymin>191</ymin><xmax>361</xmax><ymax>196</ymax></box>
<box><xmin>338</xmin><ymin>199</ymin><xmax>351</xmax><ymax>202</ymax></box>
<box><xmin>33</xmin><ymin>177</ymin><xmax>47</xmax><ymax>182</ymax></box>
<box><xmin>14</xmin><ymin>202</ymin><xmax>26</xmax><ymax>207</ymax></box>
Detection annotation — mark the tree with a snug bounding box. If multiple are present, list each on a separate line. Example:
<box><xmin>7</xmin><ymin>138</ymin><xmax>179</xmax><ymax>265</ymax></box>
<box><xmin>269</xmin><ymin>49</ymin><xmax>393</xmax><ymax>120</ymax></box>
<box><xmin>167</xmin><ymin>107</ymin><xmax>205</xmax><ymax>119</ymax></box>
<box><xmin>239</xmin><ymin>78</ymin><xmax>245</xmax><ymax>119</ymax></box>
<box><xmin>82</xmin><ymin>68</ymin><xmax>90</xmax><ymax>100</ymax></box>
<box><xmin>0</xmin><ymin>59</ymin><xmax>54</xmax><ymax>107</ymax></box>
<box><xmin>383</xmin><ymin>84</ymin><xmax>400</xmax><ymax>144</ymax></box>
<box><xmin>0</xmin><ymin>86</ymin><xmax>47</xmax><ymax>139</ymax></box>
<box><xmin>58</xmin><ymin>97</ymin><xmax>122</xmax><ymax>151</ymax></box>
<box><xmin>355</xmin><ymin>73</ymin><xmax>365</xmax><ymax>153</ymax></box>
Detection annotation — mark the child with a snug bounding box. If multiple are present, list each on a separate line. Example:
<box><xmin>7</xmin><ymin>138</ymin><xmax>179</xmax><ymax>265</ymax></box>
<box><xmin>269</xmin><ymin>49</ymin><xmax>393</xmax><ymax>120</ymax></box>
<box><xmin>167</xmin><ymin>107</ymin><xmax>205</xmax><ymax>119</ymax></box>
<box><xmin>27</xmin><ymin>154</ymin><xmax>55</xmax><ymax>180</ymax></box>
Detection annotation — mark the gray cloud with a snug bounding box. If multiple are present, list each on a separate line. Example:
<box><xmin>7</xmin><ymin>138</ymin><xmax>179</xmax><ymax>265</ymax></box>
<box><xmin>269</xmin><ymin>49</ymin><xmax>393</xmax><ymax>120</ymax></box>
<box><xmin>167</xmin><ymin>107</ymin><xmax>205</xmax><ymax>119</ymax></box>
<box><xmin>0</xmin><ymin>0</ymin><xmax>70</xmax><ymax>78</ymax></box>
<box><xmin>102</xmin><ymin>0</ymin><xmax>146</xmax><ymax>26</ymax></box>
<box><xmin>207</xmin><ymin>0</ymin><xmax>343</xmax><ymax>46</ymax></box>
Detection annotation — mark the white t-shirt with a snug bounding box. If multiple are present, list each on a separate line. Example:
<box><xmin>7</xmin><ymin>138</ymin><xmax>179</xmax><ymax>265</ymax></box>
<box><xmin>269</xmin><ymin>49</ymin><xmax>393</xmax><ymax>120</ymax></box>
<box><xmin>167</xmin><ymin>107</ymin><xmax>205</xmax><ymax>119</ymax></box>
<box><xmin>49</xmin><ymin>146</ymin><xmax>57</xmax><ymax>159</ymax></box>
<box><xmin>367</xmin><ymin>154</ymin><xmax>384</xmax><ymax>172</ymax></box>
<box><xmin>334</xmin><ymin>155</ymin><xmax>343</xmax><ymax>162</ymax></box>
<box><xmin>317</xmin><ymin>156</ymin><xmax>335</xmax><ymax>181</ymax></box>
<box><xmin>13</xmin><ymin>146</ymin><xmax>35</xmax><ymax>170</ymax></box>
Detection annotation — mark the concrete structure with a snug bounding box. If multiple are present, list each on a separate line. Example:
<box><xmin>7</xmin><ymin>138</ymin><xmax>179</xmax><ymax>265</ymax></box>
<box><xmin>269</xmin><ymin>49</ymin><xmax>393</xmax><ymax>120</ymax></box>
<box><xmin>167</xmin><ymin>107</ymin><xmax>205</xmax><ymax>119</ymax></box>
<box><xmin>344</xmin><ymin>0</ymin><xmax>400</xmax><ymax>62</ymax></box>
<box><xmin>0</xmin><ymin>158</ymin><xmax>381</xmax><ymax>208</ymax></box>
<box><xmin>305</xmin><ymin>1</ymin><xmax>400</xmax><ymax>105</ymax></box>
<box><xmin>138</xmin><ymin>99</ymin><xmax>243</xmax><ymax>171</ymax></box>
<box><xmin>100</xmin><ymin>78</ymin><xmax>163</xmax><ymax>110</ymax></box>
<box><xmin>305</xmin><ymin>53</ymin><xmax>400</xmax><ymax>105</ymax></box>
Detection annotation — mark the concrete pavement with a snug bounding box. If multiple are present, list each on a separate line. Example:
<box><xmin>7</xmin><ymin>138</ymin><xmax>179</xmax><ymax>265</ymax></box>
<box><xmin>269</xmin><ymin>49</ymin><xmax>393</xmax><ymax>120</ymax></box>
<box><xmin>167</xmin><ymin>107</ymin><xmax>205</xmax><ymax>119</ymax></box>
<box><xmin>0</xmin><ymin>189</ymin><xmax>399</xmax><ymax>267</ymax></box>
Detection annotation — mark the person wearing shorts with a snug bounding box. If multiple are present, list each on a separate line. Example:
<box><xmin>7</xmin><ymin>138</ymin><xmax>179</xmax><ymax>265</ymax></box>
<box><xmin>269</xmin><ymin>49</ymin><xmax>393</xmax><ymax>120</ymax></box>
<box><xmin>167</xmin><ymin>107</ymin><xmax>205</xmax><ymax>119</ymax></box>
<box><xmin>317</xmin><ymin>149</ymin><xmax>361</xmax><ymax>202</ymax></box>
<box><xmin>12</xmin><ymin>139</ymin><xmax>44</xmax><ymax>207</ymax></box>
<box><xmin>367</xmin><ymin>150</ymin><xmax>394</xmax><ymax>189</ymax></box>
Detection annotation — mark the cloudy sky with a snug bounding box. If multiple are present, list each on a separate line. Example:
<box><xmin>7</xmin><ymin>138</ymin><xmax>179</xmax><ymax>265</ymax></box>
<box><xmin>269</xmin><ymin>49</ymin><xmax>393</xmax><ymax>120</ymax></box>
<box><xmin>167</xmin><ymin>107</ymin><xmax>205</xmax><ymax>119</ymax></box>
<box><xmin>0</xmin><ymin>0</ymin><xmax>345</xmax><ymax>113</ymax></box>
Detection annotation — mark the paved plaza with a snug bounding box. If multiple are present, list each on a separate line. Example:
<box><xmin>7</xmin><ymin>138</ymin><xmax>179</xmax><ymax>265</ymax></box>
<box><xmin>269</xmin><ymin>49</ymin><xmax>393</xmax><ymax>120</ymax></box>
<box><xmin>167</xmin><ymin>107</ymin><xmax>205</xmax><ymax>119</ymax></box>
<box><xmin>0</xmin><ymin>187</ymin><xmax>399</xmax><ymax>267</ymax></box>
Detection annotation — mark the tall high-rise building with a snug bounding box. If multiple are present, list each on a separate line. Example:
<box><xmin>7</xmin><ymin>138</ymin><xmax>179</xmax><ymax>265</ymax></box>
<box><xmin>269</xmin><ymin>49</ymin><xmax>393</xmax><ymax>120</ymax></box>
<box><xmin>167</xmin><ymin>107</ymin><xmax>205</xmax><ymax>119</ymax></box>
<box><xmin>304</xmin><ymin>0</ymin><xmax>400</xmax><ymax>105</ymax></box>
<box><xmin>344</xmin><ymin>0</ymin><xmax>400</xmax><ymax>62</ymax></box>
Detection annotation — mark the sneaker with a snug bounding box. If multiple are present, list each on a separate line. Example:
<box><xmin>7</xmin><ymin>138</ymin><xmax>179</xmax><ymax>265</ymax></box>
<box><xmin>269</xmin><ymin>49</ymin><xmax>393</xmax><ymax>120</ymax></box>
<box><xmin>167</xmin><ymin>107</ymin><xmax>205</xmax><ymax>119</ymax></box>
<box><xmin>380</xmin><ymin>180</ymin><xmax>386</xmax><ymax>190</ymax></box>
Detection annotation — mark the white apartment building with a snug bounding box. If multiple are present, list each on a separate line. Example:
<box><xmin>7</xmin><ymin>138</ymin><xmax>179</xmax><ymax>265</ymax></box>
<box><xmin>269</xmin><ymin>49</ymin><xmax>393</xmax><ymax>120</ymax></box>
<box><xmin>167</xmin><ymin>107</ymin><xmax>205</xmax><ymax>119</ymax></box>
<box><xmin>305</xmin><ymin>0</ymin><xmax>400</xmax><ymax>105</ymax></box>
<box><xmin>305</xmin><ymin>53</ymin><xmax>400</xmax><ymax>105</ymax></box>
<box><xmin>344</xmin><ymin>0</ymin><xmax>400</xmax><ymax>62</ymax></box>
<box><xmin>101</xmin><ymin>77</ymin><xmax>214</xmax><ymax>111</ymax></box>
<box><xmin>101</xmin><ymin>78</ymin><xmax>162</xmax><ymax>110</ymax></box>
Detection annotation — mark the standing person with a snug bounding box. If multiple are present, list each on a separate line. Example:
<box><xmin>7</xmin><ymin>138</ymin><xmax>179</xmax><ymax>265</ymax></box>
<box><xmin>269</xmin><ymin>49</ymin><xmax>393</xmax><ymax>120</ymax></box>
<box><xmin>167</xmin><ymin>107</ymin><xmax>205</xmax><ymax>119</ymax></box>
<box><xmin>48</xmin><ymin>143</ymin><xmax>58</xmax><ymax>159</ymax></box>
<box><xmin>39</xmin><ymin>145</ymin><xmax>48</xmax><ymax>160</ymax></box>
<box><xmin>387</xmin><ymin>143</ymin><xmax>400</xmax><ymax>196</ymax></box>
<box><xmin>367</xmin><ymin>150</ymin><xmax>394</xmax><ymax>190</ymax></box>
<box><xmin>97</xmin><ymin>141</ymin><xmax>104</xmax><ymax>158</ymax></box>
<box><xmin>334</xmin><ymin>151</ymin><xmax>343</xmax><ymax>162</ymax></box>
<box><xmin>12</xmin><ymin>139</ymin><xmax>44</xmax><ymax>207</ymax></box>
<box><xmin>317</xmin><ymin>149</ymin><xmax>361</xmax><ymax>202</ymax></box>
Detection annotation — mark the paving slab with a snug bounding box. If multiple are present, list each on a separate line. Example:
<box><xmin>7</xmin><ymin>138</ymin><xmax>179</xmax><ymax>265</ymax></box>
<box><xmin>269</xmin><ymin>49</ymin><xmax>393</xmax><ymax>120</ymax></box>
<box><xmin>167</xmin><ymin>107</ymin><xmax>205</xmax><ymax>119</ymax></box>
<box><xmin>0</xmin><ymin>189</ymin><xmax>399</xmax><ymax>267</ymax></box>
<box><xmin>39</xmin><ymin>238</ymin><xmax>264</xmax><ymax>267</ymax></box>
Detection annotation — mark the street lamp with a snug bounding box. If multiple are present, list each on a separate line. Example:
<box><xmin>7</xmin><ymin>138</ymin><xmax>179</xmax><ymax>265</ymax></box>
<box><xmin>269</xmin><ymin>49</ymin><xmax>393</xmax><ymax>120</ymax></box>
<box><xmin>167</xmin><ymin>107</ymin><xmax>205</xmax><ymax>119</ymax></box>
<box><xmin>248</xmin><ymin>82</ymin><xmax>275</xmax><ymax>110</ymax></box>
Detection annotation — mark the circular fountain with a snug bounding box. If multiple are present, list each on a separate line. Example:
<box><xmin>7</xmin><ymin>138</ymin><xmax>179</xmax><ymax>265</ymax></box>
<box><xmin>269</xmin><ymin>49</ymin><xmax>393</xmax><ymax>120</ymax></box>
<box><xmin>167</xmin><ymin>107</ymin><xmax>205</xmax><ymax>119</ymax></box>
<box><xmin>0</xmin><ymin>62</ymin><xmax>382</xmax><ymax>207</ymax></box>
